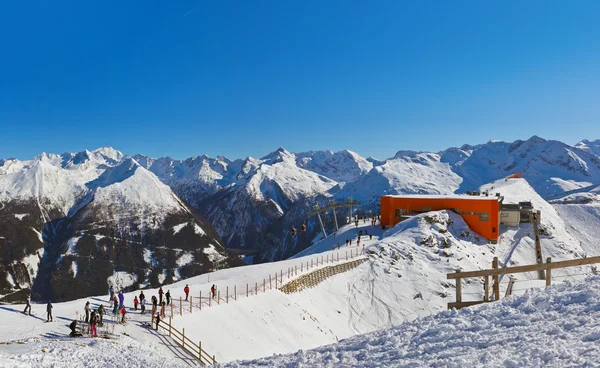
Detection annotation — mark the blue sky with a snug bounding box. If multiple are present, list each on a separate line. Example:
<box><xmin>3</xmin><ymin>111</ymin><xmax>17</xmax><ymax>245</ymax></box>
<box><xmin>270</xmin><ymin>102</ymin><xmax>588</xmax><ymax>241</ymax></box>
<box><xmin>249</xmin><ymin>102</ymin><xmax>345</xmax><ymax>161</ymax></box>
<box><xmin>1</xmin><ymin>1</ymin><xmax>599</xmax><ymax>161</ymax></box>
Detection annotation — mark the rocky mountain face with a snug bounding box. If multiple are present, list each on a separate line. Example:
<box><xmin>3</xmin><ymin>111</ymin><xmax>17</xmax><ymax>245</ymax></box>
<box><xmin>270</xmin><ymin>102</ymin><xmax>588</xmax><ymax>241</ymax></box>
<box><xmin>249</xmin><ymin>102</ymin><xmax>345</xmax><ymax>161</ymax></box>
<box><xmin>0</xmin><ymin>149</ymin><xmax>240</xmax><ymax>302</ymax></box>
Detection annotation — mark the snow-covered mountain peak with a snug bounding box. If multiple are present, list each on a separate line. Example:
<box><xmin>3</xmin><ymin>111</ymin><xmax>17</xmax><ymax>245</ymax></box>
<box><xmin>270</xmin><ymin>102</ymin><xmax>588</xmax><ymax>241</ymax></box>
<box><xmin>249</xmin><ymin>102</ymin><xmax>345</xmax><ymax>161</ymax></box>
<box><xmin>294</xmin><ymin>149</ymin><xmax>373</xmax><ymax>183</ymax></box>
<box><xmin>92</xmin><ymin>146</ymin><xmax>124</xmax><ymax>163</ymax></box>
<box><xmin>575</xmin><ymin>139</ymin><xmax>600</xmax><ymax>157</ymax></box>
<box><xmin>260</xmin><ymin>147</ymin><xmax>295</xmax><ymax>165</ymax></box>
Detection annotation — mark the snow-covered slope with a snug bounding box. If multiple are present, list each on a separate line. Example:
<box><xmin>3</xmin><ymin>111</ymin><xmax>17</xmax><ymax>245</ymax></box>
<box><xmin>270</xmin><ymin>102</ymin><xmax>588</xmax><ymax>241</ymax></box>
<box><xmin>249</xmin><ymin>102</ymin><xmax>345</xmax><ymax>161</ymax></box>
<box><xmin>223</xmin><ymin>276</ymin><xmax>600</xmax><ymax>367</ymax></box>
<box><xmin>338</xmin><ymin>151</ymin><xmax>462</xmax><ymax>206</ymax></box>
<box><xmin>294</xmin><ymin>149</ymin><xmax>373</xmax><ymax>184</ymax></box>
<box><xmin>442</xmin><ymin>136</ymin><xmax>600</xmax><ymax>197</ymax></box>
<box><xmin>575</xmin><ymin>139</ymin><xmax>600</xmax><ymax>157</ymax></box>
<box><xmin>134</xmin><ymin>154</ymin><xmax>242</xmax><ymax>209</ymax></box>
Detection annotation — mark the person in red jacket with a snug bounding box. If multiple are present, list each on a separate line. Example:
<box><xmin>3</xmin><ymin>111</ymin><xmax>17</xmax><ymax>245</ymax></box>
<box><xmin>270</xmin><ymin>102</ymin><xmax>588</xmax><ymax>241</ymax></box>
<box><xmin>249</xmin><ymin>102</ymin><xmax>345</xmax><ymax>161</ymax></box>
<box><xmin>184</xmin><ymin>284</ymin><xmax>190</xmax><ymax>301</ymax></box>
<box><xmin>133</xmin><ymin>296</ymin><xmax>139</xmax><ymax>311</ymax></box>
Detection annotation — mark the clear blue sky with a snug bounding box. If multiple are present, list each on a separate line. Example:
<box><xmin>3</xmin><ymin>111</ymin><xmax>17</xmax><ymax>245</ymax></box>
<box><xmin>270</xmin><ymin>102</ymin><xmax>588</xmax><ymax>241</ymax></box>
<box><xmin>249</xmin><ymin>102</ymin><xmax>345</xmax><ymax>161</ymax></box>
<box><xmin>1</xmin><ymin>1</ymin><xmax>599</xmax><ymax>161</ymax></box>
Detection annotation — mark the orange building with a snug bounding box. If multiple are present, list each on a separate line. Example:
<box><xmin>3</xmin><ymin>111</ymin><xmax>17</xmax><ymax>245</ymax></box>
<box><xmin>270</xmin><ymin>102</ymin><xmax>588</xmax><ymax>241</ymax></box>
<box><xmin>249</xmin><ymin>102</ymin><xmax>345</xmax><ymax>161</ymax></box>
<box><xmin>380</xmin><ymin>195</ymin><xmax>501</xmax><ymax>242</ymax></box>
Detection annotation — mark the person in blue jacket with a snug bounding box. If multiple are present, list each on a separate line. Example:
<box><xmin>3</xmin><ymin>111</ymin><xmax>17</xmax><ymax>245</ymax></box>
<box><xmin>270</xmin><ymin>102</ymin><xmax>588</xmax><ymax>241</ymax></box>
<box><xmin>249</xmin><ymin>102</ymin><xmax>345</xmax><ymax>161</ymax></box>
<box><xmin>118</xmin><ymin>291</ymin><xmax>124</xmax><ymax>308</ymax></box>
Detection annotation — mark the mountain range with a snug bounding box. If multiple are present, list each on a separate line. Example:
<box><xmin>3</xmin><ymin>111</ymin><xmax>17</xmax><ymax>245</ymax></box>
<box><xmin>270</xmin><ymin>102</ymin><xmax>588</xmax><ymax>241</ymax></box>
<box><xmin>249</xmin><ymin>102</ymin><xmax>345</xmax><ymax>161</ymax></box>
<box><xmin>2</xmin><ymin>135</ymin><xmax>600</xmax><ymax>301</ymax></box>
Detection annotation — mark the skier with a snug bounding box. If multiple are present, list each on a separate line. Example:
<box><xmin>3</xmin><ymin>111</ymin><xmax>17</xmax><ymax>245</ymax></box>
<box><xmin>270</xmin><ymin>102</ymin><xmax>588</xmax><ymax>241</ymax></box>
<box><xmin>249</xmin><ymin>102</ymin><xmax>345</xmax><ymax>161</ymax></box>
<box><xmin>46</xmin><ymin>300</ymin><xmax>53</xmax><ymax>322</ymax></box>
<box><xmin>158</xmin><ymin>287</ymin><xmax>164</xmax><ymax>304</ymax></box>
<box><xmin>140</xmin><ymin>297</ymin><xmax>146</xmax><ymax>314</ymax></box>
<box><xmin>97</xmin><ymin>304</ymin><xmax>104</xmax><ymax>325</ymax></box>
<box><xmin>134</xmin><ymin>296</ymin><xmax>139</xmax><ymax>311</ymax></box>
<box><xmin>69</xmin><ymin>320</ymin><xmax>80</xmax><ymax>337</ymax></box>
<box><xmin>346</xmin><ymin>239</ymin><xmax>349</xmax><ymax>247</ymax></box>
<box><xmin>118</xmin><ymin>291</ymin><xmax>124</xmax><ymax>308</ymax></box>
<box><xmin>151</xmin><ymin>295</ymin><xmax>157</xmax><ymax>317</ymax></box>
<box><xmin>369</xmin><ymin>233</ymin><xmax>373</xmax><ymax>240</ymax></box>
<box><xmin>109</xmin><ymin>285</ymin><xmax>114</xmax><ymax>302</ymax></box>
<box><xmin>23</xmin><ymin>295</ymin><xmax>31</xmax><ymax>316</ymax></box>
<box><xmin>120</xmin><ymin>306</ymin><xmax>127</xmax><ymax>324</ymax></box>
<box><xmin>139</xmin><ymin>291</ymin><xmax>145</xmax><ymax>304</ymax></box>
<box><xmin>155</xmin><ymin>311</ymin><xmax>161</xmax><ymax>331</ymax></box>
<box><xmin>211</xmin><ymin>284</ymin><xmax>216</xmax><ymax>299</ymax></box>
<box><xmin>112</xmin><ymin>299</ymin><xmax>119</xmax><ymax>318</ymax></box>
<box><xmin>184</xmin><ymin>284</ymin><xmax>190</xmax><ymax>301</ymax></box>
<box><xmin>90</xmin><ymin>310</ymin><xmax>97</xmax><ymax>337</ymax></box>
<box><xmin>84</xmin><ymin>301</ymin><xmax>90</xmax><ymax>323</ymax></box>
<box><xmin>165</xmin><ymin>290</ymin><xmax>171</xmax><ymax>306</ymax></box>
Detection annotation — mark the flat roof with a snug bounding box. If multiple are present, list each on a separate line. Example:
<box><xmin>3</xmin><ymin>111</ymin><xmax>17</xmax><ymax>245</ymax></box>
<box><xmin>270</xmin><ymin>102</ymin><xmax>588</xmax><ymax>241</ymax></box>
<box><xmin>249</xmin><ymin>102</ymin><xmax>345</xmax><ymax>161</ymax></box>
<box><xmin>382</xmin><ymin>194</ymin><xmax>501</xmax><ymax>201</ymax></box>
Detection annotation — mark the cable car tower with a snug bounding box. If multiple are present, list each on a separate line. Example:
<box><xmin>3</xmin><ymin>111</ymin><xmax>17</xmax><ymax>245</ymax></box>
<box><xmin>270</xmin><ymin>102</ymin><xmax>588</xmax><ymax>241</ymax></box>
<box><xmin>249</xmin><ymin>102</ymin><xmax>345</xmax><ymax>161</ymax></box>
<box><xmin>308</xmin><ymin>197</ymin><xmax>361</xmax><ymax>239</ymax></box>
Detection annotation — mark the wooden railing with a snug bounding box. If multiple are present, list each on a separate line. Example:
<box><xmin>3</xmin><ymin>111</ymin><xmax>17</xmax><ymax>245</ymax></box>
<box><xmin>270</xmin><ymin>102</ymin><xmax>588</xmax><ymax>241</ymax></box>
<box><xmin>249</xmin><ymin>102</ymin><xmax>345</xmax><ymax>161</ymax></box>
<box><xmin>152</xmin><ymin>314</ymin><xmax>216</xmax><ymax>366</ymax></box>
<box><xmin>167</xmin><ymin>247</ymin><xmax>367</xmax><ymax>316</ymax></box>
<box><xmin>448</xmin><ymin>256</ymin><xmax>600</xmax><ymax>309</ymax></box>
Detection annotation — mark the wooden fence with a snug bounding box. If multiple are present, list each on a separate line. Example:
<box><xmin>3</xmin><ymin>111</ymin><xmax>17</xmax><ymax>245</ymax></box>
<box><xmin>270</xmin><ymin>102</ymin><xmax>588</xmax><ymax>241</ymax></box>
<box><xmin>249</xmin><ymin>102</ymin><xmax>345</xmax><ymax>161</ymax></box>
<box><xmin>152</xmin><ymin>314</ymin><xmax>216</xmax><ymax>366</ymax></box>
<box><xmin>168</xmin><ymin>247</ymin><xmax>367</xmax><ymax>317</ymax></box>
<box><xmin>447</xmin><ymin>256</ymin><xmax>600</xmax><ymax>309</ymax></box>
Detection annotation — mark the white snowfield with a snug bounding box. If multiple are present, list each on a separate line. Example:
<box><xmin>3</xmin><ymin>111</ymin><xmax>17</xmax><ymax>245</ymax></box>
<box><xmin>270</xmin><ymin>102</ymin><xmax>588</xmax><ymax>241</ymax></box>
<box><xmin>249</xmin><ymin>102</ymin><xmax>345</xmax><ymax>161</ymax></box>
<box><xmin>221</xmin><ymin>276</ymin><xmax>600</xmax><ymax>367</ymax></box>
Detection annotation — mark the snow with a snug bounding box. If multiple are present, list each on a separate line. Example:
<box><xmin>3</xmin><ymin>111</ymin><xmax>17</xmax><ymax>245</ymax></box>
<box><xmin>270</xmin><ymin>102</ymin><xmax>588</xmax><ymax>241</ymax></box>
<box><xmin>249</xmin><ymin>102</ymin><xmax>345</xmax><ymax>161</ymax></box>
<box><xmin>194</xmin><ymin>224</ymin><xmax>206</xmax><ymax>236</ymax></box>
<box><xmin>176</xmin><ymin>253</ymin><xmax>194</xmax><ymax>267</ymax></box>
<box><xmin>13</xmin><ymin>213</ymin><xmax>28</xmax><ymax>220</ymax></box>
<box><xmin>21</xmin><ymin>252</ymin><xmax>43</xmax><ymax>286</ymax></box>
<box><xmin>203</xmin><ymin>244</ymin><xmax>227</xmax><ymax>263</ymax></box>
<box><xmin>172</xmin><ymin>222</ymin><xmax>187</xmax><ymax>235</ymax></box>
<box><xmin>223</xmin><ymin>276</ymin><xmax>600</xmax><ymax>367</ymax></box>
<box><xmin>70</xmin><ymin>261</ymin><xmax>78</xmax><ymax>278</ymax></box>
<box><xmin>107</xmin><ymin>272</ymin><xmax>138</xmax><ymax>290</ymax></box>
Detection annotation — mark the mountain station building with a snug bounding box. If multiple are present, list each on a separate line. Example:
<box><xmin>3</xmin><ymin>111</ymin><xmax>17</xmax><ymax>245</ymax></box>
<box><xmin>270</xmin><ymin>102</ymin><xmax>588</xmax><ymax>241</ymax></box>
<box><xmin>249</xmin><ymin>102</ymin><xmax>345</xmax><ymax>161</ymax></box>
<box><xmin>380</xmin><ymin>194</ymin><xmax>502</xmax><ymax>243</ymax></box>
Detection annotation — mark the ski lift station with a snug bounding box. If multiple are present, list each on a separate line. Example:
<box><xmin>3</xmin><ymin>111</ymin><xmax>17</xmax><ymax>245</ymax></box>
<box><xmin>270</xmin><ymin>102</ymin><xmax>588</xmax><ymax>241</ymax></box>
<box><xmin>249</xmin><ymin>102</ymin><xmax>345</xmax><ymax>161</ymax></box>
<box><xmin>380</xmin><ymin>193</ymin><xmax>541</xmax><ymax>244</ymax></box>
<box><xmin>380</xmin><ymin>194</ymin><xmax>502</xmax><ymax>243</ymax></box>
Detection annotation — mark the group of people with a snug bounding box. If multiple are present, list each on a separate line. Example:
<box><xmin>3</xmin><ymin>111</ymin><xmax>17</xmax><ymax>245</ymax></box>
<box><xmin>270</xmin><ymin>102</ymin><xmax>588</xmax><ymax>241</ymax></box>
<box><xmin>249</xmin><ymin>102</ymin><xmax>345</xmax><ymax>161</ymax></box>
<box><xmin>26</xmin><ymin>282</ymin><xmax>221</xmax><ymax>338</ymax></box>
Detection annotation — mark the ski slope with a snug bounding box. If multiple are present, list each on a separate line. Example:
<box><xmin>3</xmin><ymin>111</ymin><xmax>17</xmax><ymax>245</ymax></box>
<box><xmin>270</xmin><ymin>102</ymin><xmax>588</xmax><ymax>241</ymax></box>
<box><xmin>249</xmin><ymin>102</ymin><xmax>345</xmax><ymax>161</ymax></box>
<box><xmin>222</xmin><ymin>276</ymin><xmax>600</xmax><ymax>367</ymax></box>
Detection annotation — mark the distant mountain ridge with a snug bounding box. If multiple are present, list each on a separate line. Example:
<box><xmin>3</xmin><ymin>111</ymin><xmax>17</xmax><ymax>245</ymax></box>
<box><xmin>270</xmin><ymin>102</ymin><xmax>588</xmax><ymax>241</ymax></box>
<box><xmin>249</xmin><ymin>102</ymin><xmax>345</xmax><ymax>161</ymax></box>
<box><xmin>2</xmin><ymin>136</ymin><xmax>600</xmax><ymax>273</ymax></box>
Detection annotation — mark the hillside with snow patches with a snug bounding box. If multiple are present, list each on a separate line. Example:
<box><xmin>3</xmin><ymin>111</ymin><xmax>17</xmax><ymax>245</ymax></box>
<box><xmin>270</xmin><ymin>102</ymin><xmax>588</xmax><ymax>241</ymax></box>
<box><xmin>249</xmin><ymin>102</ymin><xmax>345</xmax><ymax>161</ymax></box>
<box><xmin>0</xmin><ymin>148</ymin><xmax>239</xmax><ymax>302</ymax></box>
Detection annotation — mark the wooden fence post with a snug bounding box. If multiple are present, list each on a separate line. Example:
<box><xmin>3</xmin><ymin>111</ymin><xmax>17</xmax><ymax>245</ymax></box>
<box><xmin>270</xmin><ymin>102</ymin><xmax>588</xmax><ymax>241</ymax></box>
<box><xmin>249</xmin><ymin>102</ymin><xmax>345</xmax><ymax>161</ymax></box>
<box><xmin>546</xmin><ymin>257</ymin><xmax>552</xmax><ymax>286</ymax></box>
<box><xmin>169</xmin><ymin>316</ymin><xmax>172</xmax><ymax>336</ymax></box>
<box><xmin>483</xmin><ymin>275</ymin><xmax>489</xmax><ymax>302</ymax></box>
<box><xmin>190</xmin><ymin>296</ymin><xmax>193</xmax><ymax>314</ymax></box>
<box><xmin>276</xmin><ymin>274</ymin><xmax>278</xmax><ymax>289</ymax></box>
<box><xmin>199</xmin><ymin>341</ymin><xmax>202</xmax><ymax>360</ymax></box>
<box><xmin>326</xmin><ymin>255</ymin><xmax>328</xmax><ymax>263</ymax></box>
<box><xmin>263</xmin><ymin>279</ymin><xmax>266</xmax><ymax>292</ymax></box>
<box><xmin>301</xmin><ymin>262</ymin><xmax>303</xmax><ymax>272</ymax></box>
<box><xmin>255</xmin><ymin>282</ymin><xmax>258</xmax><ymax>295</ymax></box>
<box><xmin>234</xmin><ymin>285</ymin><xmax>237</xmax><ymax>300</ymax></box>
<box><xmin>180</xmin><ymin>297</ymin><xmax>182</xmax><ymax>316</ymax></box>
<box><xmin>455</xmin><ymin>270</ymin><xmax>462</xmax><ymax>304</ymax></box>
<box><xmin>218</xmin><ymin>291</ymin><xmax>220</xmax><ymax>305</ymax></box>
<box><xmin>295</xmin><ymin>265</ymin><xmax>297</xmax><ymax>275</ymax></box>
<box><xmin>311</xmin><ymin>259</ymin><xmax>313</xmax><ymax>268</ymax></box>
<box><xmin>200</xmin><ymin>291</ymin><xmax>202</xmax><ymax>311</ymax></box>
<box><xmin>280</xmin><ymin>270</ymin><xmax>282</xmax><ymax>283</ymax></box>
<box><xmin>226</xmin><ymin>286</ymin><xmax>229</xmax><ymax>303</ymax></box>
<box><xmin>269</xmin><ymin>274</ymin><xmax>272</xmax><ymax>289</ymax></box>
<box><xmin>246</xmin><ymin>283</ymin><xmax>248</xmax><ymax>297</ymax></box>
<box><xmin>182</xmin><ymin>328</ymin><xmax>185</xmax><ymax>348</ymax></box>
<box><xmin>209</xmin><ymin>293</ymin><xmax>211</xmax><ymax>307</ymax></box>
<box><xmin>170</xmin><ymin>301</ymin><xmax>173</xmax><ymax>317</ymax></box>
<box><xmin>213</xmin><ymin>355</ymin><xmax>216</xmax><ymax>364</ymax></box>
<box><xmin>492</xmin><ymin>257</ymin><xmax>500</xmax><ymax>301</ymax></box>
